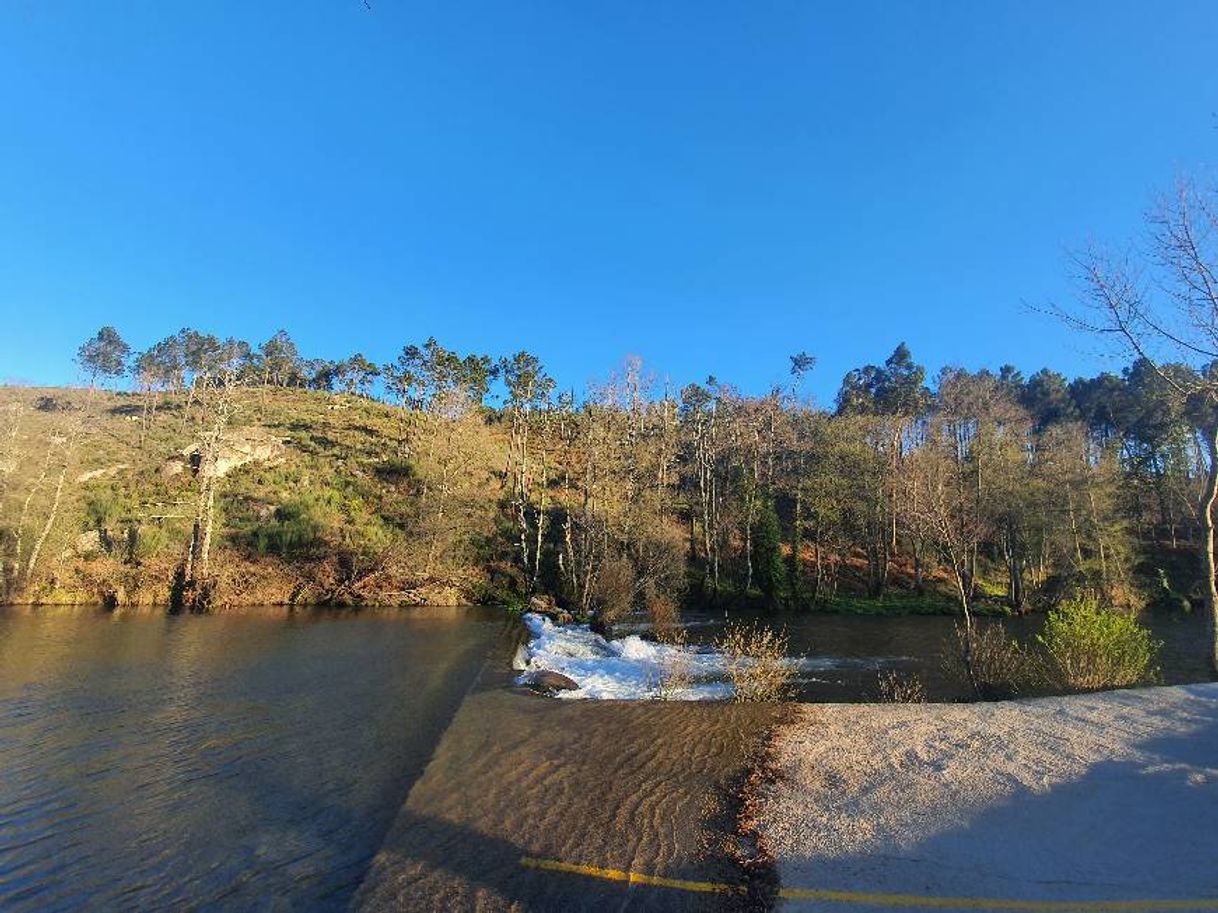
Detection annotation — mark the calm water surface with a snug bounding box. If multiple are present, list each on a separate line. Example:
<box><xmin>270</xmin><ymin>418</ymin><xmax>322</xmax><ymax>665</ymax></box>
<box><xmin>0</xmin><ymin>606</ymin><xmax>512</xmax><ymax>912</ymax></box>
<box><xmin>671</xmin><ymin>607</ymin><xmax>1214</xmax><ymax>701</ymax></box>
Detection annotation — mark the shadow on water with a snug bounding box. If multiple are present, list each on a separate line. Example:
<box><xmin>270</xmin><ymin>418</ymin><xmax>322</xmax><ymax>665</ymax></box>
<box><xmin>0</xmin><ymin>606</ymin><xmax>517</xmax><ymax>912</ymax></box>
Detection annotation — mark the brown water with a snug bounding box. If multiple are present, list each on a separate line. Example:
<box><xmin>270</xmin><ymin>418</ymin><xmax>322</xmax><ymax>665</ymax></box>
<box><xmin>0</xmin><ymin>606</ymin><xmax>512</xmax><ymax>912</ymax></box>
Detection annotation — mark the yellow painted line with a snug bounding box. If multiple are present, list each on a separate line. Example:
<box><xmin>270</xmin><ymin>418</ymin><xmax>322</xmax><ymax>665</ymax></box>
<box><xmin>519</xmin><ymin>856</ymin><xmax>1218</xmax><ymax>911</ymax></box>
<box><xmin>520</xmin><ymin>856</ymin><xmax>743</xmax><ymax>894</ymax></box>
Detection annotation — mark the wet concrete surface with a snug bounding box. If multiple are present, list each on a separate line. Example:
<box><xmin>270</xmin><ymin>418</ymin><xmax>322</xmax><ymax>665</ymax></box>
<box><xmin>354</xmin><ymin>689</ymin><xmax>784</xmax><ymax>912</ymax></box>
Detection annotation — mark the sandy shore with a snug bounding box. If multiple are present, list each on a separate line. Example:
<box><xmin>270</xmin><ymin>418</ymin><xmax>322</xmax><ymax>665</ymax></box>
<box><xmin>355</xmin><ymin>689</ymin><xmax>784</xmax><ymax>912</ymax></box>
<box><xmin>752</xmin><ymin>683</ymin><xmax>1218</xmax><ymax>911</ymax></box>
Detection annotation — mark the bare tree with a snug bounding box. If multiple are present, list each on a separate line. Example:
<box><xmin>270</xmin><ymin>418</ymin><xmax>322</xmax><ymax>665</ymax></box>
<box><xmin>1059</xmin><ymin>179</ymin><xmax>1218</xmax><ymax>672</ymax></box>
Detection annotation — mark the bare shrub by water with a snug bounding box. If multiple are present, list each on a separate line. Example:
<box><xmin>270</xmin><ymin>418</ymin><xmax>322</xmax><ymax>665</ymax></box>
<box><xmin>715</xmin><ymin>624</ymin><xmax>796</xmax><ymax>702</ymax></box>
<box><xmin>942</xmin><ymin>622</ymin><xmax>1044</xmax><ymax>699</ymax></box>
<box><xmin>648</xmin><ymin>626</ymin><xmax>694</xmax><ymax>700</ymax></box>
<box><xmin>876</xmin><ymin>670</ymin><xmax>926</xmax><ymax>703</ymax></box>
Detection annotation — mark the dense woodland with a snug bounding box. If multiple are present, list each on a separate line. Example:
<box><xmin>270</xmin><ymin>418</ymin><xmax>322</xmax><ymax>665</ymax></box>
<box><xmin>2</xmin><ymin>181</ymin><xmax>1218</xmax><ymax>675</ymax></box>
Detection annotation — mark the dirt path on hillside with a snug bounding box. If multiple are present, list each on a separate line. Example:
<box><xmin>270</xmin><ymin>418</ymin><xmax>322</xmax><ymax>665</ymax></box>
<box><xmin>353</xmin><ymin>690</ymin><xmax>784</xmax><ymax>912</ymax></box>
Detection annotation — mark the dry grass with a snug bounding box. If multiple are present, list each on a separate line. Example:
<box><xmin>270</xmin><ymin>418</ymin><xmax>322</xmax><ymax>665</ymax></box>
<box><xmin>876</xmin><ymin>669</ymin><xmax>926</xmax><ymax>703</ymax></box>
<box><xmin>648</xmin><ymin>627</ymin><xmax>695</xmax><ymax>700</ymax></box>
<box><xmin>715</xmin><ymin>623</ymin><xmax>797</xmax><ymax>702</ymax></box>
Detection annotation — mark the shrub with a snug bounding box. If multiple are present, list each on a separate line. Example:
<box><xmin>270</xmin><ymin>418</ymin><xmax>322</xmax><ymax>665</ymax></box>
<box><xmin>128</xmin><ymin>522</ymin><xmax>169</xmax><ymax>562</ymax></box>
<box><xmin>590</xmin><ymin>555</ymin><xmax>636</xmax><ymax>623</ymax></box>
<box><xmin>876</xmin><ymin>670</ymin><xmax>926</xmax><ymax>703</ymax></box>
<box><xmin>252</xmin><ymin>492</ymin><xmax>338</xmax><ymax>556</ymax></box>
<box><xmin>941</xmin><ymin>622</ymin><xmax>1044</xmax><ymax>700</ymax></box>
<box><xmin>647</xmin><ymin>594</ymin><xmax>681</xmax><ymax>639</ymax></box>
<box><xmin>715</xmin><ymin>623</ymin><xmax>797</xmax><ymax>702</ymax></box>
<box><xmin>649</xmin><ymin>627</ymin><xmax>694</xmax><ymax>700</ymax></box>
<box><xmin>1038</xmin><ymin>596</ymin><xmax>1160</xmax><ymax>691</ymax></box>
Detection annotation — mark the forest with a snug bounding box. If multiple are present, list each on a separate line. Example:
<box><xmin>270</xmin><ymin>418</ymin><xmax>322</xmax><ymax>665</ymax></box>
<box><xmin>2</xmin><ymin>184</ymin><xmax>1217</xmax><ymax>678</ymax></box>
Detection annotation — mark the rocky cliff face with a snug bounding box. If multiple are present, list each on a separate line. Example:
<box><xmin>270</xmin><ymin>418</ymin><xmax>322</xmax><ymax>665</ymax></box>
<box><xmin>163</xmin><ymin>429</ymin><xmax>287</xmax><ymax>479</ymax></box>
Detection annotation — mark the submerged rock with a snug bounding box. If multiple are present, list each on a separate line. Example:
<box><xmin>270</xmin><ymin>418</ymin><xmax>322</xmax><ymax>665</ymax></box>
<box><xmin>518</xmin><ymin>670</ymin><xmax>580</xmax><ymax>695</ymax></box>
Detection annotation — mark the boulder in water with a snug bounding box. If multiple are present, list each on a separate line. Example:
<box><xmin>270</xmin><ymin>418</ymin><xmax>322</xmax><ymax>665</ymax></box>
<box><xmin>527</xmin><ymin>594</ymin><xmax>575</xmax><ymax>625</ymax></box>
<box><xmin>518</xmin><ymin>670</ymin><xmax>580</xmax><ymax>695</ymax></box>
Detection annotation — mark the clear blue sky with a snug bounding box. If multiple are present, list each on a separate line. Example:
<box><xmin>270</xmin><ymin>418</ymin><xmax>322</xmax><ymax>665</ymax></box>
<box><xmin>1</xmin><ymin>1</ymin><xmax>1215</xmax><ymax>404</ymax></box>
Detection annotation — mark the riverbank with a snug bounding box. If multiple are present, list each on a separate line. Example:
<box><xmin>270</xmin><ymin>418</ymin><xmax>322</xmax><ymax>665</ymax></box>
<box><xmin>749</xmin><ymin>683</ymin><xmax>1218</xmax><ymax>911</ymax></box>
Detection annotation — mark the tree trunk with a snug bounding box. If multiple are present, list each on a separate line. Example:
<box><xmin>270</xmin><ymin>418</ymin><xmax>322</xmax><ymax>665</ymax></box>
<box><xmin>1200</xmin><ymin>426</ymin><xmax>1218</xmax><ymax>675</ymax></box>
<box><xmin>24</xmin><ymin>462</ymin><xmax>67</xmax><ymax>585</ymax></box>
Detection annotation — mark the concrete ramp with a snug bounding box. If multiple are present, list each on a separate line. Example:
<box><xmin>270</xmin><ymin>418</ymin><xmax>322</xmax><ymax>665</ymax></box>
<box><xmin>353</xmin><ymin>690</ymin><xmax>781</xmax><ymax>912</ymax></box>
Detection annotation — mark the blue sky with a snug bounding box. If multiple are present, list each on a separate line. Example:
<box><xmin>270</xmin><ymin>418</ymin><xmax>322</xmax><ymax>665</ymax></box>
<box><xmin>1</xmin><ymin>1</ymin><xmax>1216</xmax><ymax>404</ymax></box>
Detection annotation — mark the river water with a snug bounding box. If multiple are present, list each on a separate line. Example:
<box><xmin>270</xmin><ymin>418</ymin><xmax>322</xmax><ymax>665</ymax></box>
<box><xmin>0</xmin><ymin>605</ymin><xmax>1210</xmax><ymax>911</ymax></box>
<box><xmin>0</xmin><ymin>606</ymin><xmax>513</xmax><ymax>912</ymax></box>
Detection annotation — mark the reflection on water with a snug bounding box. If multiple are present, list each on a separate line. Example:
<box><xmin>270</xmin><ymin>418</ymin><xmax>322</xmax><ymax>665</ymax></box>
<box><xmin>0</xmin><ymin>607</ymin><xmax>509</xmax><ymax>912</ymax></box>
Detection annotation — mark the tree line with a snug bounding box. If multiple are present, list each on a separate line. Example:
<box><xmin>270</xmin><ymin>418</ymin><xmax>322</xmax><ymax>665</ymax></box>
<box><xmin>33</xmin><ymin>322</ymin><xmax>1208</xmax><ymax>623</ymax></box>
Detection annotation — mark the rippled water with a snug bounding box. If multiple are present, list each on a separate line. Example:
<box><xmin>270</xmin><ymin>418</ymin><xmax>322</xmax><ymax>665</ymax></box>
<box><xmin>0</xmin><ymin>607</ymin><xmax>510</xmax><ymax>912</ymax></box>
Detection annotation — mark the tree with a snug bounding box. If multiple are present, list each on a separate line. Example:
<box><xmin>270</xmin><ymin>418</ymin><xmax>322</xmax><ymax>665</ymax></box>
<box><xmin>499</xmin><ymin>350</ymin><xmax>556</xmax><ymax>591</ymax></box>
<box><xmin>76</xmin><ymin>326</ymin><xmax>130</xmax><ymax>386</ymax></box>
<box><xmin>177</xmin><ymin>337</ymin><xmax>247</xmax><ymax>610</ymax></box>
<box><xmin>1020</xmin><ymin>368</ymin><xmax>1079</xmax><ymax>430</ymax></box>
<box><xmin>336</xmin><ymin>353</ymin><xmax>380</xmax><ymax>397</ymax></box>
<box><xmin>752</xmin><ymin>492</ymin><xmax>784</xmax><ymax>609</ymax></box>
<box><xmin>1061</xmin><ymin>179</ymin><xmax>1218</xmax><ymax>672</ymax></box>
<box><xmin>259</xmin><ymin>330</ymin><xmax>301</xmax><ymax>387</ymax></box>
<box><xmin>836</xmin><ymin>343</ymin><xmax>933</xmax><ymax>595</ymax></box>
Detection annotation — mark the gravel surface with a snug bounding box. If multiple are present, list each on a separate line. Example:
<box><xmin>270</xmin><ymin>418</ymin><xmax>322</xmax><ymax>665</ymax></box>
<box><xmin>753</xmin><ymin>684</ymin><xmax>1218</xmax><ymax>911</ymax></box>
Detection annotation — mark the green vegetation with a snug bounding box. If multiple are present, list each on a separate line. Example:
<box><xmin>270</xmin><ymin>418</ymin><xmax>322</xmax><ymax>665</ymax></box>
<box><xmin>1038</xmin><ymin>597</ymin><xmax>1161</xmax><ymax>691</ymax></box>
<box><xmin>4</xmin><ymin>173</ymin><xmax>1218</xmax><ymax>689</ymax></box>
<box><xmin>0</xmin><ymin>324</ymin><xmax>1211</xmax><ymax>630</ymax></box>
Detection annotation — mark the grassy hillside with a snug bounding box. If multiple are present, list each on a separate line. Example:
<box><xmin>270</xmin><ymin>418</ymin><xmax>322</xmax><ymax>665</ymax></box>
<box><xmin>0</xmin><ymin>385</ymin><xmax>507</xmax><ymax>607</ymax></box>
<box><xmin>2</xmin><ymin>381</ymin><xmax>1120</xmax><ymax>616</ymax></box>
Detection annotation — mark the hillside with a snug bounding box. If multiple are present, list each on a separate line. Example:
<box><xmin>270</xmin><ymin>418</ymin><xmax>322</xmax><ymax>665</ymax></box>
<box><xmin>0</xmin><ymin>385</ymin><xmax>507</xmax><ymax>608</ymax></box>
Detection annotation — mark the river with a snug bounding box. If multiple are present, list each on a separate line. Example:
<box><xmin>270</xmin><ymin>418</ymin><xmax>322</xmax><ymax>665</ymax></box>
<box><xmin>0</xmin><ymin>605</ymin><xmax>1210</xmax><ymax>911</ymax></box>
<box><xmin>0</xmin><ymin>606</ymin><xmax>513</xmax><ymax>912</ymax></box>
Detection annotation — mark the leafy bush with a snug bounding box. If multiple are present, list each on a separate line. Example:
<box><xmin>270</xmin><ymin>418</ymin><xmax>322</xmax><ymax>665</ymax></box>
<box><xmin>715</xmin><ymin>623</ymin><xmax>796</xmax><ymax>702</ymax></box>
<box><xmin>128</xmin><ymin>522</ymin><xmax>170</xmax><ymax>562</ymax></box>
<box><xmin>252</xmin><ymin>491</ymin><xmax>341</xmax><ymax>556</ymax></box>
<box><xmin>1038</xmin><ymin>596</ymin><xmax>1160</xmax><ymax>690</ymax></box>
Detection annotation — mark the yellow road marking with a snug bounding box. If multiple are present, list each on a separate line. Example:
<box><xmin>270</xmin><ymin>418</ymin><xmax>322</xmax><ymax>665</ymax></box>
<box><xmin>520</xmin><ymin>856</ymin><xmax>743</xmax><ymax>894</ymax></box>
<box><xmin>519</xmin><ymin>856</ymin><xmax>1218</xmax><ymax>910</ymax></box>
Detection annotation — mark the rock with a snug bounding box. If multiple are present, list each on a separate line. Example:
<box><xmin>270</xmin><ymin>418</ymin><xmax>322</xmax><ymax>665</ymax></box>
<box><xmin>528</xmin><ymin>594</ymin><xmax>556</xmax><ymax>612</ymax></box>
<box><xmin>527</xmin><ymin>594</ymin><xmax>576</xmax><ymax>626</ymax></box>
<box><xmin>518</xmin><ymin>670</ymin><xmax>580</xmax><ymax>695</ymax></box>
<box><xmin>512</xmin><ymin>644</ymin><xmax>529</xmax><ymax>671</ymax></box>
<box><xmin>179</xmin><ymin>430</ymin><xmax>286</xmax><ymax>480</ymax></box>
<box><xmin>75</xmin><ymin>463</ymin><xmax>130</xmax><ymax>483</ymax></box>
<box><xmin>74</xmin><ymin>529</ymin><xmax>102</xmax><ymax>555</ymax></box>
